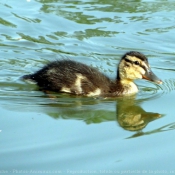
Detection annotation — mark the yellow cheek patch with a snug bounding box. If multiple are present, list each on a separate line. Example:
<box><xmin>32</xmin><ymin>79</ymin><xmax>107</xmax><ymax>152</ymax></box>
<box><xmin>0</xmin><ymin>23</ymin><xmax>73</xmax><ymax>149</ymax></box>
<box><xmin>119</xmin><ymin>56</ymin><xmax>150</xmax><ymax>80</ymax></box>
<box><xmin>136</xmin><ymin>66</ymin><xmax>146</xmax><ymax>76</ymax></box>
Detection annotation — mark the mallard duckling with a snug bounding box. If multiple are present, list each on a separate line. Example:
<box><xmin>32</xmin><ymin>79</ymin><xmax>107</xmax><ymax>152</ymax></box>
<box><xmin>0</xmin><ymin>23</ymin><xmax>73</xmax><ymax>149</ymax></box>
<box><xmin>22</xmin><ymin>51</ymin><xmax>162</xmax><ymax>97</ymax></box>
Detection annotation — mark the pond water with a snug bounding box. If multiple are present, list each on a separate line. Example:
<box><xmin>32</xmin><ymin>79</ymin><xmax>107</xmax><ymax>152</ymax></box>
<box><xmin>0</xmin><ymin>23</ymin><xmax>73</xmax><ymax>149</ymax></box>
<box><xmin>0</xmin><ymin>0</ymin><xmax>175</xmax><ymax>174</ymax></box>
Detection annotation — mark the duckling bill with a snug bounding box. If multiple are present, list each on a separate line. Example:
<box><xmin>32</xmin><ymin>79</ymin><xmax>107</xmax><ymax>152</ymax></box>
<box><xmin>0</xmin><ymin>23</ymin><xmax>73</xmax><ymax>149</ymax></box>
<box><xmin>22</xmin><ymin>51</ymin><xmax>162</xmax><ymax>97</ymax></box>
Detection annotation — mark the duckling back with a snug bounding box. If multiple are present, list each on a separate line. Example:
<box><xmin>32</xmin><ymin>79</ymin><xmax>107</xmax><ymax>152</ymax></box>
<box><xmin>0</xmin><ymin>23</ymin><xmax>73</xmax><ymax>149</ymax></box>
<box><xmin>22</xmin><ymin>60</ymin><xmax>112</xmax><ymax>96</ymax></box>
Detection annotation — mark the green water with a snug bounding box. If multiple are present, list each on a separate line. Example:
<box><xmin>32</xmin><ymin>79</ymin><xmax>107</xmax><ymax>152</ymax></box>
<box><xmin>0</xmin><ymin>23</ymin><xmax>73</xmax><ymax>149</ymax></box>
<box><xmin>1</xmin><ymin>0</ymin><xmax>175</xmax><ymax>174</ymax></box>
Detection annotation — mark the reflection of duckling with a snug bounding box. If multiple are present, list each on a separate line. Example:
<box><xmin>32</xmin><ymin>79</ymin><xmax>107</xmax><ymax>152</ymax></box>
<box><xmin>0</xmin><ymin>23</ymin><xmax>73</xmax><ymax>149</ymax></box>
<box><xmin>117</xmin><ymin>104</ymin><xmax>161</xmax><ymax>131</ymax></box>
<box><xmin>22</xmin><ymin>51</ymin><xmax>162</xmax><ymax>97</ymax></box>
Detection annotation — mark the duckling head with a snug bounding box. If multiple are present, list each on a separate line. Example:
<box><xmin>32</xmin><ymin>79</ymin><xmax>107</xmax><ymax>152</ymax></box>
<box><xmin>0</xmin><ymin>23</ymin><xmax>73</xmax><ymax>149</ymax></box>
<box><xmin>117</xmin><ymin>51</ymin><xmax>162</xmax><ymax>84</ymax></box>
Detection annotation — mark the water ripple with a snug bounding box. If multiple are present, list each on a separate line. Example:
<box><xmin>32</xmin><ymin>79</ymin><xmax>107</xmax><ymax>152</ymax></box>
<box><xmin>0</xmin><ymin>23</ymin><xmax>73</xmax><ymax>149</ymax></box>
<box><xmin>136</xmin><ymin>78</ymin><xmax>175</xmax><ymax>102</ymax></box>
<box><xmin>137</xmin><ymin>82</ymin><xmax>163</xmax><ymax>102</ymax></box>
<box><xmin>160</xmin><ymin>78</ymin><xmax>175</xmax><ymax>93</ymax></box>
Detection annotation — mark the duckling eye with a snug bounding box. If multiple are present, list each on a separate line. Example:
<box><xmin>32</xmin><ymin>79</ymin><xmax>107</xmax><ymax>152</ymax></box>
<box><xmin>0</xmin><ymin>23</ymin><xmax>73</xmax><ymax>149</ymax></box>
<box><xmin>134</xmin><ymin>61</ymin><xmax>139</xmax><ymax>65</ymax></box>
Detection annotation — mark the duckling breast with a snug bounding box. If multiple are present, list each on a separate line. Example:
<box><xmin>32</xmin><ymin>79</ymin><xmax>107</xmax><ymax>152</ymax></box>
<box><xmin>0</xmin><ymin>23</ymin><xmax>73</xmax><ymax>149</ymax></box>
<box><xmin>119</xmin><ymin>80</ymin><xmax>138</xmax><ymax>95</ymax></box>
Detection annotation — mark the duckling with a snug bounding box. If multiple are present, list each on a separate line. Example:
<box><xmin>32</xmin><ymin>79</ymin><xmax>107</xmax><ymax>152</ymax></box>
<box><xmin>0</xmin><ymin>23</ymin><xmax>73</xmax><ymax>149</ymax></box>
<box><xmin>22</xmin><ymin>51</ymin><xmax>162</xmax><ymax>97</ymax></box>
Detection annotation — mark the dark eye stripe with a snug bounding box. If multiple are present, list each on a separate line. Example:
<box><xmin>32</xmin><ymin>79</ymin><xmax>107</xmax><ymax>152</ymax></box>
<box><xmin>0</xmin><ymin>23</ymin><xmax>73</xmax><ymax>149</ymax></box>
<box><xmin>124</xmin><ymin>58</ymin><xmax>133</xmax><ymax>64</ymax></box>
<box><xmin>124</xmin><ymin>58</ymin><xmax>148</xmax><ymax>71</ymax></box>
<box><xmin>140</xmin><ymin>65</ymin><xmax>147</xmax><ymax>71</ymax></box>
<box><xmin>125</xmin><ymin>58</ymin><xmax>140</xmax><ymax>65</ymax></box>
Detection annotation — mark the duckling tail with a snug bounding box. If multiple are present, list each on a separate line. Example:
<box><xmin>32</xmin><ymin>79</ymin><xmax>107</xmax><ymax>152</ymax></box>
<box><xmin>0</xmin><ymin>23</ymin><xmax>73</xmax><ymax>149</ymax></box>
<box><xmin>21</xmin><ymin>74</ymin><xmax>36</xmax><ymax>84</ymax></box>
<box><xmin>22</xmin><ymin>74</ymin><xmax>32</xmax><ymax>79</ymax></box>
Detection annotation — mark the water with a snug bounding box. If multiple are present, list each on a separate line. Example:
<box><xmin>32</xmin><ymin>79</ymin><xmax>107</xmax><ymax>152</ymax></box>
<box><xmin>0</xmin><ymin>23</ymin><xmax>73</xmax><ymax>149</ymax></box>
<box><xmin>0</xmin><ymin>0</ymin><xmax>175</xmax><ymax>174</ymax></box>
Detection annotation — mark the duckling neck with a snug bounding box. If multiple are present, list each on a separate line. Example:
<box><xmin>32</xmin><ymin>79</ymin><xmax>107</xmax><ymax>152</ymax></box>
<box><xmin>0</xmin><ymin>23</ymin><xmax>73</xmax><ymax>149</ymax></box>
<box><xmin>116</xmin><ymin>79</ymin><xmax>138</xmax><ymax>96</ymax></box>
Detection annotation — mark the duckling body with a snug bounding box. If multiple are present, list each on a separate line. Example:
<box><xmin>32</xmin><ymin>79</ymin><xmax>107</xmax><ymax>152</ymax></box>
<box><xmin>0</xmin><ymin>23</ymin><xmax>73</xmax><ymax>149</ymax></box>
<box><xmin>23</xmin><ymin>51</ymin><xmax>162</xmax><ymax>97</ymax></box>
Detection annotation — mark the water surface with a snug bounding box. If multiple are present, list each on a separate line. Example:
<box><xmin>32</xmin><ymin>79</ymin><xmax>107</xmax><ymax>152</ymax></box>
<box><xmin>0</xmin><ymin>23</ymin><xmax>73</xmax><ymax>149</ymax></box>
<box><xmin>1</xmin><ymin>0</ymin><xmax>175</xmax><ymax>174</ymax></box>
